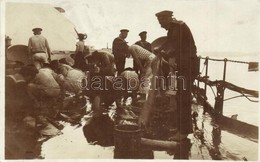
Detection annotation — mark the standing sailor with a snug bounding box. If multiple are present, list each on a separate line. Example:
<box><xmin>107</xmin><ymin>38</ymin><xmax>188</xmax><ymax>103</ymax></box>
<box><xmin>112</xmin><ymin>29</ymin><xmax>130</xmax><ymax>75</ymax></box>
<box><xmin>134</xmin><ymin>31</ymin><xmax>152</xmax><ymax>74</ymax></box>
<box><xmin>28</xmin><ymin>27</ymin><xmax>51</xmax><ymax>69</ymax></box>
<box><xmin>155</xmin><ymin>10</ymin><xmax>198</xmax><ymax>140</ymax></box>
<box><xmin>139</xmin><ymin>10</ymin><xmax>199</xmax><ymax>142</ymax></box>
<box><xmin>73</xmin><ymin>33</ymin><xmax>87</xmax><ymax>71</ymax></box>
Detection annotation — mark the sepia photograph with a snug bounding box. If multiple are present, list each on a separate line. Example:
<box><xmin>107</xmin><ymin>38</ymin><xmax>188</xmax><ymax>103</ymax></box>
<box><xmin>1</xmin><ymin>0</ymin><xmax>259</xmax><ymax>161</ymax></box>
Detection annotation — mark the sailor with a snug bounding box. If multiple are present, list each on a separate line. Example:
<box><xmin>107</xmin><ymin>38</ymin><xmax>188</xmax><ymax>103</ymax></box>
<box><xmin>139</xmin><ymin>10</ymin><xmax>199</xmax><ymax>141</ymax></box>
<box><xmin>134</xmin><ymin>31</ymin><xmax>152</xmax><ymax>74</ymax></box>
<box><xmin>73</xmin><ymin>33</ymin><xmax>88</xmax><ymax>71</ymax></box>
<box><xmin>89</xmin><ymin>50</ymin><xmax>115</xmax><ymax>76</ymax></box>
<box><xmin>120</xmin><ymin>67</ymin><xmax>139</xmax><ymax>104</ymax></box>
<box><xmin>112</xmin><ymin>29</ymin><xmax>130</xmax><ymax>75</ymax></box>
<box><xmin>158</xmin><ymin>10</ymin><xmax>198</xmax><ymax>140</ymax></box>
<box><xmin>28</xmin><ymin>27</ymin><xmax>51</xmax><ymax>69</ymax></box>
<box><xmin>128</xmin><ymin>45</ymin><xmax>157</xmax><ymax>97</ymax></box>
<box><xmin>50</xmin><ymin>59</ymin><xmax>85</xmax><ymax>95</ymax></box>
<box><xmin>27</xmin><ymin>63</ymin><xmax>63</xmax><ymax>122</ymax></box>
<box><xmin>83</xmin><ymin>50</ymin><xmax>116</xmax><ymax>116</ymax></box>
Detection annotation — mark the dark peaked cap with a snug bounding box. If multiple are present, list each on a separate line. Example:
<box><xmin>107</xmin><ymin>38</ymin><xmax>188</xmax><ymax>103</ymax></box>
<box><xmin>155</xmin><ymin>10</ymin><xmax>173</xmax><ymax>17</ymax></box>
<box><xmin>139</xmin><ymin>31</ymin><xmax>147</xmax><ymax>36</ymax></box>
<box><xmin>32</xmin><ymin>27</ymin><xmax>42</xmax><ymax>32</ymax></box>
<box><xmin>120</xmin><ymin>29</ymin><xmax>129</xmax><ymax>32</ymax></box>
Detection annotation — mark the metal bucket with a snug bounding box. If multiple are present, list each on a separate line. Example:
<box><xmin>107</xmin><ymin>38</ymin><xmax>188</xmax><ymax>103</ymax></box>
<box><xmin>114</xmin><ymin>124</ymin><xmax>141</xmax><ymax>151</ymax></box>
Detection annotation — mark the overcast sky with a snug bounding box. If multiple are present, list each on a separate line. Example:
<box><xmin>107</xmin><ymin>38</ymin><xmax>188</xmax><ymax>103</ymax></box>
<box><xmin>51</xmin><ymin>0</ymin><xmax>260</xmax><ymax>54</ymax></box>
<box><xmin>2</xmin><ymin>0</ymin><xmax>260</xmax><ymax>54</ymax></box>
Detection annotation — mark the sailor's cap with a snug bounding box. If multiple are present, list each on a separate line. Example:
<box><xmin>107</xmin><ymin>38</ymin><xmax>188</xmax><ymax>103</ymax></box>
<box><xmin>120</xmin><ymin>29</ymin><xmax>129</xmax><ymax>33</ymax></box>
<box><xmin>155</xmin><ymin>10</ymin><xmax>173</xmax><ymax>17</ymax></box>
<box><xmin>32</xmin><ymin>27</ymin><xmax>42</xmax><ymax>32</ymax></box>
<box><xmin>139</xmin><ymin>31</ymin><xmax>147</xmax><ymax>36</ymax></box>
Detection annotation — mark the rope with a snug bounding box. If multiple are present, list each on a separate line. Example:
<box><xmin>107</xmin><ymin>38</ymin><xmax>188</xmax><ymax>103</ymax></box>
<box><xmin>227</xmin><ymin>59</ymin><xmax>249</xmax><ymax>64</ymax></box>
<box><xmin>224</xmin><ymin>95</ymin><xmax>244</xmax><ymax>101</ymax></box>
<box><xmin>199</xmin><ymin>56</ymin><xmax>249</xmax><ymax>64</ymax></box>
<box><xmin>240</xmin><ymin>92</ymin><xmax>259</xmax><ymax>103</ymax></box>
<box><xmin>200</xmin><ymin>64</ymin><xmax>206</xmax><ymax>75</ymax></box>
<box><xmin>209</xmin><ymin>85</ymin><xmax>217</xmax><ymax>98</ymax></box>
<box><xmin>223</xmin><ymin>92</ymin><xmax>258</xmax><ymax>102</ymax></box>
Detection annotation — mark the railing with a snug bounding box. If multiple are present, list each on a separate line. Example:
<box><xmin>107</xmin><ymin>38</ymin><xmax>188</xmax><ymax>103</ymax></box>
<box><xmin>195</xmin><ymin>56</ymin><xmax>259</xmax><ymax>116</ymax></box>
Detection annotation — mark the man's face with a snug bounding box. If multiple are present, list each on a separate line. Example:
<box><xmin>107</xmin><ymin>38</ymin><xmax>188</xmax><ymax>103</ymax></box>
<box><xmin>34</xmin><ymin>31</ymin><xmax>41</xmax><ymax>35</ymax></box>
<box><xmin>140</xmin><ymin>34</ymin><xmax>147</xmax><ymax>41</ymax></box>
<box><xmin>157</xmin><ymin>16</ymin><xmax>171</xmax><ymax>29</ymax></box>
<box><xmin>121</xmin><ymin>32</ymin><xmax>128</xmax><ymax>39</ymax></box>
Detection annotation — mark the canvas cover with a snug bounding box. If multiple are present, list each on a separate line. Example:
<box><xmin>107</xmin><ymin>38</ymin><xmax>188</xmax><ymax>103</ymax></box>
<box><xmin>5</xmin><ymin>2</ymin><xmax>77</xmax><ymax>51</ymax></box>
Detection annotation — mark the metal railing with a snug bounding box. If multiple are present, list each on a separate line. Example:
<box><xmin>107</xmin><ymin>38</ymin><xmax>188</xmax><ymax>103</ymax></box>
<box><xmin>195</xmin><ymin>56</ymin><xmax>259</xmax><ymax>115</ymax></box>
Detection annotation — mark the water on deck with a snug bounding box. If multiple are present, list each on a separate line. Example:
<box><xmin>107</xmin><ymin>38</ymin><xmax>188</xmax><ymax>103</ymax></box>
<box><xmin>33</xmin><ymin>101</ymin><xmax>258</xmax><ymax>160</ymax></box>
<box><xmin>5</xmin><ymin>57</ymin><xmax>258</xmax><ymax>160</ymax></box>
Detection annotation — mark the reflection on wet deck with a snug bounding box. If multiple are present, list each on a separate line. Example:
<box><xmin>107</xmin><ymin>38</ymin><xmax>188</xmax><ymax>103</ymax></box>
<box><xmin>39</xmin><ymin>103</ymin><xmax>258</xmax><ymax>160</ymax></box>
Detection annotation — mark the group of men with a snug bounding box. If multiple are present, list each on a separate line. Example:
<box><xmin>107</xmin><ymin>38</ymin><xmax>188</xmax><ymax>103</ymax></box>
<box><xmin>6</xmin><ymin>10</ymin><xmax>199</xmax><ymax>142</ymax></box>
<box><xmin>112</xmin><ymin>29</ymin><xmax>152</xmax><ymax>76</ymax></box>
<box><xmin>112</xmin><ymin>10</ymin><xmax>199</xmax><ymax>141</ymax></box>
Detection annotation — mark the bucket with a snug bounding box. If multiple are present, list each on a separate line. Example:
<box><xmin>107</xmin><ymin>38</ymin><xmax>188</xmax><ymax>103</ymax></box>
<box><xmin>114</xmin><ymin>124</ymin><xmax>141</xmax><ymax>151</ymax></box>
<box><xmin>114</xmin><ymin>124</ymin><xmax>142</xmax><ymax>159</ymax></box>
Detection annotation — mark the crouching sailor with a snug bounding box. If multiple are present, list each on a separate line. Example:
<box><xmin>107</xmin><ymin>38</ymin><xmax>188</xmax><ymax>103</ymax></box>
<box><xmin>27</xmin><ymin>63</ymin><xmax>63</xmax><ymax>125</ymax></box>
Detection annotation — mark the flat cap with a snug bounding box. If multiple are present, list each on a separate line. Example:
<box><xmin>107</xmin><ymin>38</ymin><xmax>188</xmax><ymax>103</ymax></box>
<box><xmin>155</xmin><ymin>10</ymin><xmax>173</xmax><ymax>17</ymax></box>
<box><xmin>120</xmin><ymin>29</ymin><xmax>129</xmax><ymax>33</ymax></box>
<box><xmin>32</xmin><ymin>27</ymin><xmax>42</xmax><ymax>32</ymax></box>
<box><xmin>139</xmin><ymin>31</ymin><xmax>147</xmax><ymax>36</ymax></box>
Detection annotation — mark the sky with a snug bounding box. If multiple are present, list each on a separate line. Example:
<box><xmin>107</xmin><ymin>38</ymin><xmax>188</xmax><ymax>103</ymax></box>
<box><xmin>0</xmin><ymin>0</ymin><xmax>260</xmax><ymax>159</ymax></box>
<box><xmin>2</xmin><ymin>0</ymin><xmax>260</xmax><ymax>54</ymax></box>
<box><xmin>51</xmin><ymin>0</ymin><xmax>260</xmax><ymax>54</ymax></box>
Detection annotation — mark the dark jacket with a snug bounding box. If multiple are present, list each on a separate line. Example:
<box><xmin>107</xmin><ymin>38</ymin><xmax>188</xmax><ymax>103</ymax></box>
<box><xmin>161</xmin><ymin>20</ymin><xmax>199</xmax><ymax>82</ymax></box>
<box><xmin>112</xmin><ymin>37</ymin><xmax>129</xmax><ymax>62</ymax></box>
<box><xmin>135</xmin><ymin>40</ymin><xmax>152</xmax><ymax>52</ymax></box>
<box><xmin>160</xmin><ymin>20</ymin><xmax>199</xmax><ymax>134</ymax></box>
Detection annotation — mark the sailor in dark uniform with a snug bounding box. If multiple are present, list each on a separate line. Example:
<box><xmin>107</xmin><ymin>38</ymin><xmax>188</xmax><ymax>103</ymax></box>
<box><xmin>134</xmin><ymin>31</ymin><xmax>152</xmax><ymax>74</ymax></box>
<box><xmin>139</xmin><ymin>10</ymin><xmax>199</xmax><ymax>142</ymax></box>
<box><xmin>155</xmin><ymin>10</ymin><xmax>198</xmax><ymax>141</ymax></box>
<box><xmin>112</xmin><ymin>29</ymin><xmax>130</xmax><ymax>75</ymax></box>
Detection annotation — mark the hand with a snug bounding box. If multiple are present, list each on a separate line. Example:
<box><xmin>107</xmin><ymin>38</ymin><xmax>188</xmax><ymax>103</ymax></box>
<box><xmin>57</xmin><ymin>74</ymin><xmax>65</xmax><ymax>81</ymax></box>
<box><xmin>153</xmin><ymin>47</ymin><xmax>160</xmax><ymax>55</ymax></box>
<box><xmin>157</xmin><ymin>50</ymin><xmax>166</xmax><ymax>58</ymax></box>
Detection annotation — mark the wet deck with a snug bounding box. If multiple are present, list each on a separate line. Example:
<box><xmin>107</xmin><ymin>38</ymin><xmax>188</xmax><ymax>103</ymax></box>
<box><xmin>6</xmin><ymin>99</ymin><xmax>257</xmax><ymax>160</ymax></box>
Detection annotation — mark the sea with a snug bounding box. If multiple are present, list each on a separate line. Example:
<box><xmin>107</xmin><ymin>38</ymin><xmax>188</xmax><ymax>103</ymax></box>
<box><xmin>197</xmin><ymin>53</ymin><xmax>259</xmax><ymax>126</ymax></box>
